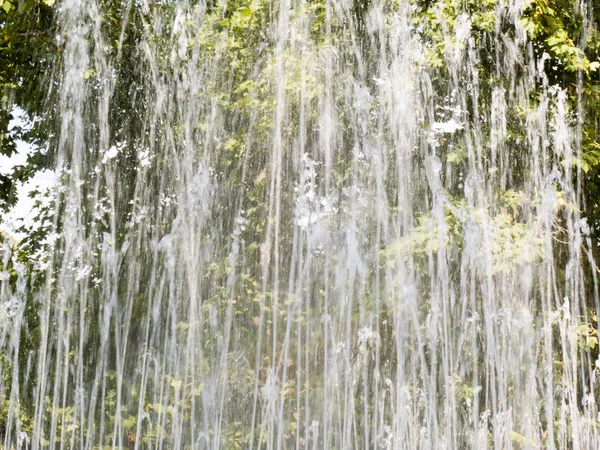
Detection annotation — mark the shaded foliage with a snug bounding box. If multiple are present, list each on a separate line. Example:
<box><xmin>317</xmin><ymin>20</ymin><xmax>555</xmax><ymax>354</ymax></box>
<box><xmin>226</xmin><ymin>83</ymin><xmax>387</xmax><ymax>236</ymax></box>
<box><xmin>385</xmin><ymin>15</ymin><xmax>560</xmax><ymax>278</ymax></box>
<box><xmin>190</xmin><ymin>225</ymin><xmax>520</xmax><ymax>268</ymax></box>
<box><xmin>0</xmin><ymin>0</ymin><xmax>56</xmax><ymax>210</ymax></box>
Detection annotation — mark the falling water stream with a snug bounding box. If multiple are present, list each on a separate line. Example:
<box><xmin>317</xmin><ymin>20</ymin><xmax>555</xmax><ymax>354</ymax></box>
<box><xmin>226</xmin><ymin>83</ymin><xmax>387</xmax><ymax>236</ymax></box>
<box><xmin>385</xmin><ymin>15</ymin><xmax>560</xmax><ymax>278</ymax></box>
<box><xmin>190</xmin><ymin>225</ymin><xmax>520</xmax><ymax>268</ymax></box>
<box><xmin>1</xmin><ymin>0</ymin><xmax>600</xmax><ymax>448</ymax></box>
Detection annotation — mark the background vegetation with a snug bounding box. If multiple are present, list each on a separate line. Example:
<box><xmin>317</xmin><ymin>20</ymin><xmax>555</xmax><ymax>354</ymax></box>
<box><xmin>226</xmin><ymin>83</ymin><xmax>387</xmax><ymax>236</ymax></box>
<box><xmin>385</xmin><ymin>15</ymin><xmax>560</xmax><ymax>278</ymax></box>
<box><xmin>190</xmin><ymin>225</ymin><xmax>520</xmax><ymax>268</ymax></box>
<box><xmin>2</xmin><ymin>0</ymin><xmax>600</xmax><ymax>448</ymax></box>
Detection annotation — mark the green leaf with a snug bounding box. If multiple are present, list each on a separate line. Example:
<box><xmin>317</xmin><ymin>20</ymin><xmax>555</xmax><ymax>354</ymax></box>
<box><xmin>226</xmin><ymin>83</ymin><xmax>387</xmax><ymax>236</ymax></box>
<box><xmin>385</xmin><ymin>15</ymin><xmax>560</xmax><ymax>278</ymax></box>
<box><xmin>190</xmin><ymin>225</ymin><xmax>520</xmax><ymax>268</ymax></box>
<box><xmin>1</xmin><ymin>0</ymin><xmax>13</xmax><ymax>13</ymax></box>
<box><xmin>446</xmin><ymin>151</ymin><xmax>463</xmax><ymax>163</ymax></box>
<box><xmin>239</xmin><ymin>7</ymin><xmax>253</xmax><ymax>17</ymax></box>
<box><xmin>43</xmin><ymin>0</ymin><xmax>55</xmax><ymax>6</ymax></box>
<box><xmin>83</xmin><ymin>68</ymin><xmax>96</xmax><ymax>80</ymax></box>
<box><xmin>122</xmin><ymin>415</ymin><xmax>137</xmax><ymax>429</ymax></box>
<box><xmin>510</xmin><ymin>430</ymin><xmax>534</xmax><ymax>445</ymax></box>
<box><xmin>547</xmin><ymin>29</ymin><xmax>569</xmax><ymax>48</ymax></box>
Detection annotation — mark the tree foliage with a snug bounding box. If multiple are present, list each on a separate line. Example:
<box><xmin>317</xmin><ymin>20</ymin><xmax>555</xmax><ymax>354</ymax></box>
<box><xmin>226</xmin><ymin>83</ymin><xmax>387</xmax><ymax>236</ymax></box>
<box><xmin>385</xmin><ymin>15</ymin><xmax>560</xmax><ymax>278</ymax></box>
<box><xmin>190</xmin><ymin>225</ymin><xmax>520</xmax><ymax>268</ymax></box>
<box><xmin>2</xmin><ymin>0</ymin><xmax>600</xmax><ymax>448</ymax></box>
<box><xmin>0</xmin><ymin>0</ymin><xmax>55</xmax><ymax>211</ymax></box>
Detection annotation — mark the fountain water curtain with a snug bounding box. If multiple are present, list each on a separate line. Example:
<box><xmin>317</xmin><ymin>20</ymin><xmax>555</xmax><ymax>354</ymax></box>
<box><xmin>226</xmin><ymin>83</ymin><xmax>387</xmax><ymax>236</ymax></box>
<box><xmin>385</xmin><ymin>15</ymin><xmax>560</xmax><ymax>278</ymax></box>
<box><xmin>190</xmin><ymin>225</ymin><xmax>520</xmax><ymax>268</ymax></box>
<box><xmin>1</xmin><ymin>0</ymin><xmax>599</xmax><ymax>448</ymax></box>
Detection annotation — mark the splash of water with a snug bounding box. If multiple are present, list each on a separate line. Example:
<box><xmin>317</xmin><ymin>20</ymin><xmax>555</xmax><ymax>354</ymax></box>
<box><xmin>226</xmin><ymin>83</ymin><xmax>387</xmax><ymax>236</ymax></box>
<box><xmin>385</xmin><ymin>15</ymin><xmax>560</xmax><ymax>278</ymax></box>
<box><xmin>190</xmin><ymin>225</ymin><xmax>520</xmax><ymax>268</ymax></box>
<box><xmin>1</xmin><ymin>0</ymin><xmax>599</xmax><ymax>449</ymax></box>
